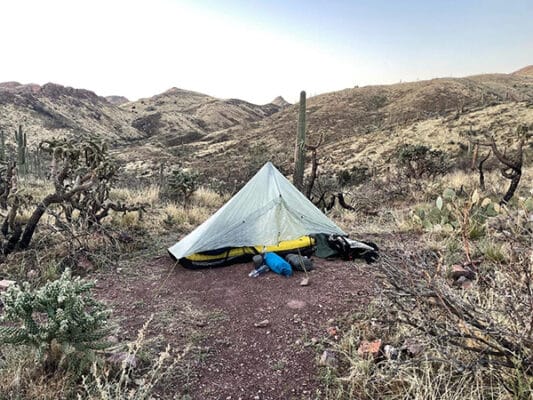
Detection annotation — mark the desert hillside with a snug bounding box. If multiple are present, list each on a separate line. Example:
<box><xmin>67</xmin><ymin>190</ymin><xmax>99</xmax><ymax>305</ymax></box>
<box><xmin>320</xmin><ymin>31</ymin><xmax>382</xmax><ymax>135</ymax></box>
<box><xmin>117</xmin><ymin>72</ymin><xmax>533</xmax><ymax>179</ymax></box>
<box><xmin>121</xmin><ymin>87</ymin><xmax>282</xmax><ymax>146</ymax></box>
<box><xmin>512</xmin><ymin>65</ymin><xmax>533</xmax><ymax>76</ymax></box>
<box><xmin>0</xmin><ymin>82</ymin><xmax>144</xmax><ymax>146</ymax></box>
<box><xmin>1</xmin><ymin>72</ymin><xmax>531</xmax><ymax>181</ymax></box>
<box><xmin>0</xmin><ymin>82</ymin><xmax>284</xmax><ymax>155</ymax></box>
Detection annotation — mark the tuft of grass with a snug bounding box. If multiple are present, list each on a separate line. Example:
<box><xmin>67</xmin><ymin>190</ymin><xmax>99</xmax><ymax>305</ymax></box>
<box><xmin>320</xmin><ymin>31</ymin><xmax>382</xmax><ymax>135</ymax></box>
<box><xmin>110</xmin><ymin>186</ymin><xmax>160</xmax><ymax>207</ymax></box>
<box><xmin>480</xmin><ymin>240</ymin><xmax>508</xmax><ymax>264</ymax></box>
<box><xmin>191</xmin><ymin>187</ymin><xmax>225</xmax><ymax>209</ymax></box>
<box><xmin>80</xmin><ymin>317</ymin><xmax>183</xmax><ymax>400</ymax></box>
<box><xmin>112</xmin><ymin>210</ymin><xmax>143</xmax><ymax>229</ymax></box>
<box><xmin>0</xmin><ymin>345</ymin><xmax>76</xmax><ymax>399</ymax></box>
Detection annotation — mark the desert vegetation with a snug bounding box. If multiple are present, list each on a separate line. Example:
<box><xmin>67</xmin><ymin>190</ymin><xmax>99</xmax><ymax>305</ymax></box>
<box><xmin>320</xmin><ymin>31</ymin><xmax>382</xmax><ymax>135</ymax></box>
<box><xmin>0</xmin><ymin>73</ymin><xmax>531</xmax><ymax>399</ymax></box>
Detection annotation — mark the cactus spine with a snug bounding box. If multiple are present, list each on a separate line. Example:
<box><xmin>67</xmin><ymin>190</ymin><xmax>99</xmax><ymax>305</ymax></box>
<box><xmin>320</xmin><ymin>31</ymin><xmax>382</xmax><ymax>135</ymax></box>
<box><xmin>293</xmin><ymin>90</ymin><xmax>306</xmax><ymax>191</ymax></box>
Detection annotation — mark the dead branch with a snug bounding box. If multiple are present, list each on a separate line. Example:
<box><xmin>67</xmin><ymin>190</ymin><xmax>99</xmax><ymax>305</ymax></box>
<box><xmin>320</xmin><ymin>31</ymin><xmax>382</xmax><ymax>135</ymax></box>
<box><xmin>478</xmin><ymin>150</ymin><xmax>491</xmax><ymax>191</ymax></box>
<box><xmin>305</xmin><ymin>131</ymin><xmax>325</xmax><ymax>198</ymax></box>
<box><xmin>471</xmin><ymin>133</ymin><xmax>524</xmax><ymax>204</ymax></box>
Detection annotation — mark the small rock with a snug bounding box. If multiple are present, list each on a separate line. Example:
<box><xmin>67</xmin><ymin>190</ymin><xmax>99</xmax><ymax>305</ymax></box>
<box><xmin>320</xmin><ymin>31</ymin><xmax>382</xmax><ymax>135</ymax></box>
<box><xmin>357</xmin><ymin>339</ymin><xmax>382</xmax><ymax>358</ymax></box>
<box><xmin>450</xmin><ymin>265</ymin><xmax>476</xmax><ymax>281</ymax></box>
<box><xmin>383</xmin><ymin>344</ymin><xmax>399</xmax><ymax>360</ymax></box>
<box><xmin>326</xmin><ymin>326</ymin><xmax>338</xmax><ymax>337</ymax></box>
<box><xmin>107</xmin><ymin>352</ymin><xmax>139</xmax><ymax>370</ymax></box>
<box><xmin>454</xmin><ymin>276</ymin><xmax>475</xmax><ymax>289</ymax></box>
<box><xmin>254</xmin><ymin>319</ymin><xmax>270</xmax><ymax>328</ymax></box>
<box><xmin>310</xmin><ymin>337</ymin><xmax>318</xmax><ymax>344</ymax></box>
<box><xmin>295</xmin><ymin>339</ymin><xmax>302</xmax><ymax>345</ymax></box>
<box><xmin>327</xmin><ymin>318</ymin><xmax>335</xmax><ymax>325</ymax></box>
<box><xmin>0</xmin><ymin>280</ymin><xmax>16</xmax><ymax>292</ymax></box>
<box><xmin>286</xmin><ymin>300</ymin><xmax>306</xmax><ymax>309</ymax></box>
<box><xmin>319</xmin><ymin>350</ymin><xmax>337</xmax><ymax>368</ymax></box>
<box><xmin>402</xmin><ymin>338</ymin><xmax>425</xmax><ymax>357</ymax></box>
<box><xmin>26</xmin><ymin>270</ymin><xmax>38</xmax><ymax>280</ymax></box>
<box><xmin>300</xmin><ymin>277</ymin><xmax>309</xmax><ymax>286</ymax></box>
<box><xmin>195</xmin><ymin>320</ymin><xmax>207</xmax><ymax>327</ymax></box>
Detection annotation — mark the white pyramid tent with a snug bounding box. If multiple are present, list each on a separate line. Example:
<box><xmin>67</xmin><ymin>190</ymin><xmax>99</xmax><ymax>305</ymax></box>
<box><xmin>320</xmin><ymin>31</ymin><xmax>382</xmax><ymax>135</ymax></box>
<box><xmin>168</xmin><ymin>162</ymin><xmax>345</xmax><ymax>260</ymax></box>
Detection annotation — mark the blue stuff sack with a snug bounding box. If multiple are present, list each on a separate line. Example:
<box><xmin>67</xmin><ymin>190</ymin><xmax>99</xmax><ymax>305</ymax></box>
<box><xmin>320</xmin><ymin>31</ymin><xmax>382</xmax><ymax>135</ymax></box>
<box><xmin>264</xmin><ymin>252</ymin><xmax>293</xmax><ymax>277</ymax></box>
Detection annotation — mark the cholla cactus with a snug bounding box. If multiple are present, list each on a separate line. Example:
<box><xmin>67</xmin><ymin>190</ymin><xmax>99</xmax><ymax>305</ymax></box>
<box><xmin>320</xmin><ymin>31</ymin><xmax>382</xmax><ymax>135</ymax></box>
<box><xmin>0</xmin><ymin>269</ymin><xmax>111</xmax><ymax>364</ymax></box>
<box><xmin>163</xmin><ymin>168</ymin><xmax>199</xmax><ymax>204</ymax></box>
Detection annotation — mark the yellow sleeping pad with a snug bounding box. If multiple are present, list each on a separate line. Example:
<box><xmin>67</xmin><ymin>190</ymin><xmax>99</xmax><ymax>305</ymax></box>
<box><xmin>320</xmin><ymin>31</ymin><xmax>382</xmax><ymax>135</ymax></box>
<box><xmin>180</xmin><ymin>236</ymin><xmax>315</xmax><ymax>269</ymax></box>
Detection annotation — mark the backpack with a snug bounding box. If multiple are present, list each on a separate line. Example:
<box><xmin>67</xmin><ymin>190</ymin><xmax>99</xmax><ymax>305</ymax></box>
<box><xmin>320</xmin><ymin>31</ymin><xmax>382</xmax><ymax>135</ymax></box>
<box><xmin>327</xmin><ymin>235</ymin><xmax>379</xmax><ymax>263</ymax></box>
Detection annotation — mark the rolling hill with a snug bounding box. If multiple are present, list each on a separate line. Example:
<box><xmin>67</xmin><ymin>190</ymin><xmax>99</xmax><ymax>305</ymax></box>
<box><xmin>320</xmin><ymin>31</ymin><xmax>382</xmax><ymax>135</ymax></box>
<box><xmin>118</xmin><ymin>72</ymin><xmax>532</xmax><ymax>179</ymax></box>
<box><xmin>122</xmin><ymin>88</ymin><xmax>282</xmax><ymax>147</ymax></box>
<box><xmin>1</xmin><ymin>69</ymin><xmax>532</xmax><ymax>181</ymax></box>
<box><xmin>512</xmin><ymin>65</ymin><xmax>533</xmax><ymax>77</ymax></box>
<box><xmin>0</xmin><ymin>82</ymin><xmax>144</xmax><ymax>147</ymax></box>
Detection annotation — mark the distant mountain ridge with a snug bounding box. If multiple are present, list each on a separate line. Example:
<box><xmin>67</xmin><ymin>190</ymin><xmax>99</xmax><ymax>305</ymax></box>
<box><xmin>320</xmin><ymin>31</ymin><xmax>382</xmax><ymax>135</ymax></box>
<box><xmin>122</xmin><ymin>87</ymin><xmax>282</xmax><ymax>145</ymax></box>
<box><xmin>105</xmin><ymin>95</ymin><xmax>129</xmax><ymax>105</ymax></box>
<box><xmin>0</xmin><ymin>81</ymin><xmax>283</xmax><ymax>149</ymax></box>
<box><xmin>0</xmin><ymin>82</ymin><xmax>143</xmax><ymax>146</ymax></box>
<box><xmin>117</xmin><ymin>71</ymin><xmax>532</xmax><ymax>179</ymax></box>
<box><xmin>1</xmin><ymin>66</ymin><xmax>532</xmax><ymax>179</ymax></box>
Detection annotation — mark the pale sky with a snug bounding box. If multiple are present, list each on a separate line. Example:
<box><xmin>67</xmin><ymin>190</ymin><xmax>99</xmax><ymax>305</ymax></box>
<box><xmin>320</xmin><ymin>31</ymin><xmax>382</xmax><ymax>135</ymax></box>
<box><xmin>1</xmin><ymin>0</ymin><xmax>531</xmax><ymax>104</ymax></box>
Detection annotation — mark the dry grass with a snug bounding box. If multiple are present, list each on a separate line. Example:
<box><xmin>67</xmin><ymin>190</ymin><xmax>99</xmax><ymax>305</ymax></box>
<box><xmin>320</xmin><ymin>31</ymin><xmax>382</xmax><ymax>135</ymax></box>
<box><xmin>191</xmin><ymin>187</ymin><xmax>227</xmax><ymax>208</ymax></box>
<box><xmin>110</xmin><ymin>185</ymin><xmax>161</xmax><ymax>207</ymax></box>
<box><xmin>80</xmin><ymin>317</ymin><xmax>181</xmax><ymax>400</ymax></box>
<box><xmin>0</xmin><ymin>346</ymin><xmax>76</xmax><ymax>400</ymax></box>
<box><xmin>324</xmin><ymin>174</ymin><xmax>532</xmax><ymax>400</ymax></box>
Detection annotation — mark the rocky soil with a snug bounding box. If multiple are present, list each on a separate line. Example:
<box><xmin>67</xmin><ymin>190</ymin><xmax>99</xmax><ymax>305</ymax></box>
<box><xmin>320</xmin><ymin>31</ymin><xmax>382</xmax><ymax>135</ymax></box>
<box><xmin>95</xmin><ymin>253</ymin><xmax>377</xmax><ymax>399</ymax></box>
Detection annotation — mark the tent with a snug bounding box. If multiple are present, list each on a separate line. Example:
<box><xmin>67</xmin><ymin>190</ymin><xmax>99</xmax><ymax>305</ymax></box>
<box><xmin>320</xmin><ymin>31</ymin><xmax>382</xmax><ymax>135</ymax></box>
<box><xmin>168</xmin><ymin>162</ymin><xmax>346</xmax><ymax>267</ymax></box>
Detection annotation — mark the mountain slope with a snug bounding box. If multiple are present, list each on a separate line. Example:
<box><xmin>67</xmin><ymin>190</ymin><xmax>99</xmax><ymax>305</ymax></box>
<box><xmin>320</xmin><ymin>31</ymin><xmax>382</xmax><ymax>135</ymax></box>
<box><xmin>122</xmin><ymin>88</ymin><xmax>282</xmax><ymax>146</ymax></box>
<box><xmin>1</xmin><ymin>71</ymin><xmax>531</xmax><ymax>181</ymax></box>
<box><xmin>122</xmin><ymin>73</ymin><xmax>532</xmax><ymax>178</ymax></box>
<box><xmin>512</xmin><ymin>65</ymin><xmax>533</xmax><ymax>77</ymax></box>
<box><xmin>0</xmin><ymin>82</ymin><xmax>144</xmax><ymax>147</ymax></box>
<box><xmin>105</xmin><ymin>95</ymin><xmax>129</xmax><ymax>105</ymax></box>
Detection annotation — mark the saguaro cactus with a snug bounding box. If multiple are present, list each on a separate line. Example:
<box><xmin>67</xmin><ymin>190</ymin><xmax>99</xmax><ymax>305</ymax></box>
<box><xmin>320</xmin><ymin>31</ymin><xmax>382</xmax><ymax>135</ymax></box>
<box><xmin>0</xmin><ymin>130</ymin><xmax>5</xmax><ymax>162</ymax></box>
<box><xmin>15</xmin><ymin>125</ymin><xmax>27</xmax><ymax>174</ymax></box>
<box><xmin>293</xmin><ymin>90</ymin><xmax>306</xmax><ymax>191</ymax></box>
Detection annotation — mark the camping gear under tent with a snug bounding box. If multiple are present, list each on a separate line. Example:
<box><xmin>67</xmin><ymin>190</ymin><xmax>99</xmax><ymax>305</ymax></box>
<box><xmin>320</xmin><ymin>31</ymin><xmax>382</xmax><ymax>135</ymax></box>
<box><xmin>168</xmin><ymin>162</ymin><xmax>369</xmax><ymax>268</ymax></box>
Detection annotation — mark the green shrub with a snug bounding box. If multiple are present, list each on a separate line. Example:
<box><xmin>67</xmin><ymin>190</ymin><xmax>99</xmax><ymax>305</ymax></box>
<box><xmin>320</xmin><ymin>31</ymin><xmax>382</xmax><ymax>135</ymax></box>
<box><xmin>396</xmin><ymin>144</ymin><xmax>449</xmax><ymax>179</ymax></box>
<box><xmin>161</xmin><ymin>168</ymin><xmax>199</xmax><ymax>205</ymax></box>
<box><xmin>0</xmin><ymin>269</ymin><xmax>111</xmax><ymax>369</ymax></box>
<box><xmin>338</xmin><ymin>166</ymin><xmax>370</xmax><ymax>187</ymax></box>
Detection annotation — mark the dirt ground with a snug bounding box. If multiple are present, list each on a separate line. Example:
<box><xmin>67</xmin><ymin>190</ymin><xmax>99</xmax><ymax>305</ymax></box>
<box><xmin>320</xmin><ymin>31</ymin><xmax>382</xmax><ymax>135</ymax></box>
<box><xmin>95</xmin><ymin>254</ymin><xmax>376</xmax><ymax>400</ymax></box>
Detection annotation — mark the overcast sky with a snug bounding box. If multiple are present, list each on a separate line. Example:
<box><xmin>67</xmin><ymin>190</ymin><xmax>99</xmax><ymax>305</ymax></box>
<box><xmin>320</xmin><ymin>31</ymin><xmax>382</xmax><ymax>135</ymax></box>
<box><xmin>1</xmin><ymin>0</ymin><xmax>531</xmax><ymax>104</ymax></box>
